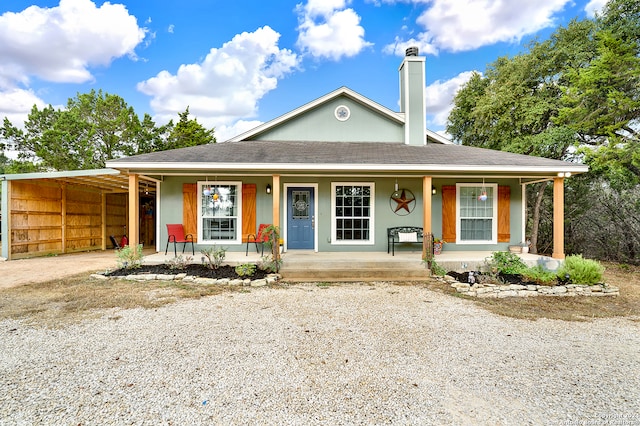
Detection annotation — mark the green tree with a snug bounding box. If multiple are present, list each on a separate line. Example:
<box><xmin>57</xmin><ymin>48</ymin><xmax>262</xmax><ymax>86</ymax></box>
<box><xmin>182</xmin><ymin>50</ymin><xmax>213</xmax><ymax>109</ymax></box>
<box><xmin>1</xmin><ymin>93</ymin><xmax>216</xmax><ymax>172</ymax></box>
<box><xmin>163</xmin><ymin>107</ymin><xmax>216</xmax><ymax>151</ymax></box>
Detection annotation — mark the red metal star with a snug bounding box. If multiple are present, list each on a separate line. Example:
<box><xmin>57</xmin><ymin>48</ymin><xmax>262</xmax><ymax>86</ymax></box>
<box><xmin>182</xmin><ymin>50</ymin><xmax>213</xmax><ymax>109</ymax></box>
<box><xmin>392</xmin><ymin>189</ymin><xmax>415</xmax><ymax>213</ymax></box>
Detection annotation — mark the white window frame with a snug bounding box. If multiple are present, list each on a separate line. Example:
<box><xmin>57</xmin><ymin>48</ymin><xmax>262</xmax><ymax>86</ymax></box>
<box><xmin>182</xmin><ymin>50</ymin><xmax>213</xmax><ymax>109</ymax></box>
<box><xmin>197</xmin><ymin>181</ymin><xmax>242</xmax><ymax>244</ymax></box>
<box><xmin>331</xmin><ymin>182</ymin><xmax>375</xmax><ymax>245</ymax></box>
<box><xmin>456</xmin><ymin>183</ymin><xmax>498</xmax><ymax>244</ymax></box>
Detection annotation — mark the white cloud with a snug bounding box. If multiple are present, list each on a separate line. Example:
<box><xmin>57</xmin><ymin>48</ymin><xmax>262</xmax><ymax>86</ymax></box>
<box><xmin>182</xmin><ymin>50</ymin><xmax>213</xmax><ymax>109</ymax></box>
<box><xmin>425</xmin><ymin>70</ymin><xmax>477</xmax><ymax>129</ymax></box>
<box><xmin>0</xmin><ymin>0</ymin><xmax>147</xmax><ymax>85</ymax></box>
<box><xmin>584</xmin><ymin>0</ymin><xmax>608</xmax><ymax>17</ymax></box>
<box><xmin>0</xmin><ymin>88</ymin><xmax>48</xmax><ymax>128</ymax></box>
<box><xmin>296</xmin><ymin>0</ymin><xmax>373</xmax><ymax>60</ymax></box>
<box><xmin>384</xmin><ymin>0</ymin><xmax>571</xmax><ymax>54</ymax></box>
<box><xmin>137</xmin><ymin>26</ymin><xmax>299</xmax><ymax>135</ymax></box>
<box><xmin>168</xmin><ymin>24</ymin><xmax>175</xmax><ymax>34</ymax></box>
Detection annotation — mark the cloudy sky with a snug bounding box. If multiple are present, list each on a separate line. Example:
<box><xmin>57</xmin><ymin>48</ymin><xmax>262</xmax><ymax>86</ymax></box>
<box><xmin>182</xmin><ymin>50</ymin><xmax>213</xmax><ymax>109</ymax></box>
<box><xmin>0</xmin><ymin>0</ymin><xmax>608</xmax><ymax>142</ymax></box>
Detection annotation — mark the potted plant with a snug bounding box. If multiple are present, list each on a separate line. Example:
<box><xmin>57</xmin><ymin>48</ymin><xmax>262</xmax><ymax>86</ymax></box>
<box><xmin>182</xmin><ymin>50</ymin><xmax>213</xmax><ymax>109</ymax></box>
<box><xmin>433</xmin><ymin>237</ymin><xmax>445</xmax><ymax>255</ymax></box>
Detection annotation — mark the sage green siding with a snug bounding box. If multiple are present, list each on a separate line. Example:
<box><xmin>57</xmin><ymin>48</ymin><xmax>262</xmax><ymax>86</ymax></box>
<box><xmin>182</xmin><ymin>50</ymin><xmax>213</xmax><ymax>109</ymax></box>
<box><xmin>254</xmin><ymin>96</ymin><xmax>404</xmax><ymax>143</ymax></box>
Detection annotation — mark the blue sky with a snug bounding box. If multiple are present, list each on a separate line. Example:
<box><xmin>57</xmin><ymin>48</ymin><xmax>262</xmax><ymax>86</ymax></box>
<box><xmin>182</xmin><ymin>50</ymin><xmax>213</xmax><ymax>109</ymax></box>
<box><xmin>0</xmin><ymin>0</ymin><xmax>607</xmax><ymax>143</ymax></box>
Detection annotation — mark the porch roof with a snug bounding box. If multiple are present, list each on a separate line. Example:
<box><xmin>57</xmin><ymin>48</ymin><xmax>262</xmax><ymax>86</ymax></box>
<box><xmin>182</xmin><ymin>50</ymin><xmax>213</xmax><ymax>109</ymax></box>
<box><xmin>107</xmin><ymin>140</ymin><xmax>588</xmax><ymax>177</ymax></box>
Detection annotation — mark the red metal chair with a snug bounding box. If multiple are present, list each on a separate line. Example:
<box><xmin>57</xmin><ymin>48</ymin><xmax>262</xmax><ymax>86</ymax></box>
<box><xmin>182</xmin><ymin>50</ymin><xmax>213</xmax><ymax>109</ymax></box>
<box><xmin>246</xmin><ymin>224</ymin><xmax>271</xmax><ymax>256</ymax></box>
<box><xmin>165</xmin><ymin>224</ymin><xmax>194</xmax><ymax>257</ymax></box>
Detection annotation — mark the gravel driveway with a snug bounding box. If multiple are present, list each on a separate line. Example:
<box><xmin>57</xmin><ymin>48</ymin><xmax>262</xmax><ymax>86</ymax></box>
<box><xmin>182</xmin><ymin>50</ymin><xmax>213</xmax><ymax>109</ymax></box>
<box><xmin>1</xmin><ymin>283</ymin><xmax>639</xmax><ymax>425</ymax></box>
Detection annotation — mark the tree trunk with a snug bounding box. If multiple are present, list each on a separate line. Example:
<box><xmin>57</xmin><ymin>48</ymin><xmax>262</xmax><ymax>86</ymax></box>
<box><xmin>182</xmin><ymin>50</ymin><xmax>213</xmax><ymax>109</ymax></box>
<box><xmin>529</xmin><ymin>182</ymin><xmax>548</xmax><ymax>254</ymax></box>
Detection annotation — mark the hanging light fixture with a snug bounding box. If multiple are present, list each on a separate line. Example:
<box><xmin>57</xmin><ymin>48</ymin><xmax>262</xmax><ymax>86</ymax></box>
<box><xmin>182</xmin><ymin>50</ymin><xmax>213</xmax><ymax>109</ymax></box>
<box><xmin>203</xmin><ymin>177</ymin><xmax>211</xmax><ymax>196</ymax></box>
<box><xmin>478</xmin><ymin>178</ymin><xmax>488</xmax><ymax>202</ymax></box>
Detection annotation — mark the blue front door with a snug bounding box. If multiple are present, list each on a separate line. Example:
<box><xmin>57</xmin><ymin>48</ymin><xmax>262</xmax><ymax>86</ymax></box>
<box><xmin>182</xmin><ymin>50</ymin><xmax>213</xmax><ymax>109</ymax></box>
<box><xmin>287</xmin><ymin>187</ymin><xmax>314</xmax><ymax>249</ymax></box>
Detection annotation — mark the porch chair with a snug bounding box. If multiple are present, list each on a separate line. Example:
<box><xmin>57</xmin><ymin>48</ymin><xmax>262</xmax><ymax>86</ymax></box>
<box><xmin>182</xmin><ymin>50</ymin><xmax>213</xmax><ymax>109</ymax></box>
<box><xmin>165</xmin><ymin>224</ymin><xmax>194</xmax><ymax>257</ymax></box>
<box><xmin>246</xmin><ymin>223</ymin><xmax>271</xmax><ymax>256</ymax></box>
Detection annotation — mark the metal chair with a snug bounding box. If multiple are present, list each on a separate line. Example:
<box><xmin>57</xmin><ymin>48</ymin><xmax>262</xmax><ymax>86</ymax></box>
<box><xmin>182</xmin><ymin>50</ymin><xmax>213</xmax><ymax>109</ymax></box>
<box><xmin>246</xmin><ymin>224</ymin><xmax>271</xmax><ymax>256</ymax></box>
<box><xmin>165</xmin><ymin>224</ymin><xmax>194</xmax><ymax>257</ymax></box>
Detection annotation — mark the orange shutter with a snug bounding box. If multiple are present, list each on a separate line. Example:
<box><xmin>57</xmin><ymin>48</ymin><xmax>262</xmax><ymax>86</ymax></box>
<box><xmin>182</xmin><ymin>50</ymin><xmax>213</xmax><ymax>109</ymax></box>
<box><xmin>242</xmin><ymin>184</ymin><xmax>257</xmax><ymax>243</ymax></box>
<box><xmin>183</xmin><ymin>183</ymin><xmax>198</xmax><ymax>242</ymax></box>
<box><xmin>442</xmin><ymin>185</ymin><xmax>456</xmax><ymax>243</ymax></box>
<box><xmin>498</xmin><ymin>185</ymin><xmax>511</xmax><ymax>243</ymax></box>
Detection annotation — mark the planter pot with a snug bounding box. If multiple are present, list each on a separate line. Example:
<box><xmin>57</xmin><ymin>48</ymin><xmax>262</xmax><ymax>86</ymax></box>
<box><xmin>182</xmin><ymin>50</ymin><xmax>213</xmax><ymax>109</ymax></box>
<box><xmin>521</xmin><ymin>246</ymin><xmax>529</xmax><ymax>254</ymax></box>
<box><xmin>433</xmin><ymin>242</ymin><xmax>443</xmax><ymax>255</ymax></box>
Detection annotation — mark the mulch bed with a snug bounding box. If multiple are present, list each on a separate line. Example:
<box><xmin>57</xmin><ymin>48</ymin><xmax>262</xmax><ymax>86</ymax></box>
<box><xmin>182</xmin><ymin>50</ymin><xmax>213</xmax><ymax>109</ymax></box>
<box><xmin>447</xmin><ymin>271</ymin><xmax>533</xmax><ymax>285</ymax></box>
<box><xmin>107</xmin><ymin>264</ymin><xmax>269</xmax><ymax>280</ymax></box>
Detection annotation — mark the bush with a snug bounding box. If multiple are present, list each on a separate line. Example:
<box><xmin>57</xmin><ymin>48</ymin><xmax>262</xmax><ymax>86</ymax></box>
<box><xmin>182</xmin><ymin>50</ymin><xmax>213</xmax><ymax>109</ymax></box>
<box><xmin>201</xmin><ymin>246</ymin><xmax>226</xmax><ymax>270</ymax></box>
<box><xmin>485</xmin><ymin>251</ymin><xmax>528</xmax><ymax>275</ymax></box>
<box><xmin>427</xmin><ymin>259</ymin><xmax>447</xmax><ymax>277</ymax></box>
<box><xmin>165</xmin><ymin>255</ymin><xmax>192</xmax><ymax>270</ymax></box>
<box><xmin>235</xmin><ymin>263</ymin><xmax>256</xmax><ymax>277</ymax></box>
<box><xmin>556</xmin><ymin>255</ymin><xmax>605</xmax><ymax>285</ymax></box>
<box><xmin>116</xmin><ymin>244</ymin><xmax>144</xmax><ymax>269</ymax></box>
<box><xmin>521</xmin><ymin>265</ymin><xmax>558</xmax><ymax>286</ymax></box>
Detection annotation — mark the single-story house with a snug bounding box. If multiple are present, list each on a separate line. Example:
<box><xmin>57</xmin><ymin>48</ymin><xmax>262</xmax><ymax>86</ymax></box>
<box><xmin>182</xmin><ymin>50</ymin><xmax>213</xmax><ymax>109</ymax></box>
<box><xmin>106</xmin><ymin>47</ymin><xmax>587</xmax><ymax>261</ymax></box>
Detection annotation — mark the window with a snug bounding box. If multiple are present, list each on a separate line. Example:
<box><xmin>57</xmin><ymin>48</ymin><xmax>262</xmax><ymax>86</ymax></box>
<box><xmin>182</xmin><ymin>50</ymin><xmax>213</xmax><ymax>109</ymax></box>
<box><xmin>198</xmin><ymin>181</ymin><xmax>242</xmax><ymax>243</ymax></box>
<box><xmin>331</xmin><ymin>183</ymin><xmax>374</xmax><ymax>244</ymax></box>
<box><xmin>457</xmin><ymin>183</ymin><xmax>497</xmax><ymax>244</ymax></box>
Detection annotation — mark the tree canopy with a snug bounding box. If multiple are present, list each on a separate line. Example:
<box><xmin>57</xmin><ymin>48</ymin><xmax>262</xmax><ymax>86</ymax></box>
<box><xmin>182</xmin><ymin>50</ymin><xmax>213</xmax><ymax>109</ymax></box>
<box><xmin>1</xmin><ymin>90</ymin><xmax>216</xmax><ymax>171</ymax></box>
<box><xmin>446</xmin><ymin>0</ymin><xmax>640</xmax><ymax>261</ymax></box>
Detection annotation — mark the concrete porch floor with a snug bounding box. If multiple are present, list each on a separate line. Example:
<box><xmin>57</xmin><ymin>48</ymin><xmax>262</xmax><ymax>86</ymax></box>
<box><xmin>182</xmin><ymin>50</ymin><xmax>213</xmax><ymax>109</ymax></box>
<box><xmin>143</xmin><ymin>249</ymin><xmax>554</xmax><ymax>281</ymax></box>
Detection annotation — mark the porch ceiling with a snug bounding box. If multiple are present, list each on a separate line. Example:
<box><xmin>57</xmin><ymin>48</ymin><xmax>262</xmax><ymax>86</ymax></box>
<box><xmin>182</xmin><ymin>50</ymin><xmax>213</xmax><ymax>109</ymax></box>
<box><xmin>0</xmin><ymin>168</ymin><xmax>154</xmax><ymax>193</ymax></box>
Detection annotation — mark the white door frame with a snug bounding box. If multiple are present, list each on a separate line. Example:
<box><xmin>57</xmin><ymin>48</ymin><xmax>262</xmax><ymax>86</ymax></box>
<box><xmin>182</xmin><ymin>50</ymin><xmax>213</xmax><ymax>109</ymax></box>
<box><xmin>283</xmin><ymin>183</ymin><xmax>319</xmax><ymax>252</ymax></box>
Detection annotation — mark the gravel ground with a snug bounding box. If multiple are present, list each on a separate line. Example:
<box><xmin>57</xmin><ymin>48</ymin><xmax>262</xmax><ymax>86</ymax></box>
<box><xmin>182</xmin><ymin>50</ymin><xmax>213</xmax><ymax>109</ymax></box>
<box><xmin>1</xmin><ymin>282</ymin><xmax>639</xmax><ymax>425</ymax></box>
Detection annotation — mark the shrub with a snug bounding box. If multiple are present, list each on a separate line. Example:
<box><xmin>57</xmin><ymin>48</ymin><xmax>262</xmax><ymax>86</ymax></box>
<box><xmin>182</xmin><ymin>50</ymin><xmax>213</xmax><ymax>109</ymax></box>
<box><xmin>521</xmin><ymin>265</ymin><xmax>557</xmax><ymax>286</ymax></box>
<box><xmin>235</xmin><ymin>263</ymin><xmax>256</xmax><ymax>277</ymax></box>
<box><xmin>165</xmin><ymin>255</ymin><xmax>192</xmax><ymax>270</ymax></box>
<box><xmin>116</xmin><ymin>244</ymin><xmax>144</xmax><ymax>269</ymax></box>
<box><xmin>485</xmin><ymin>251</ymin><xmax>528</xmax><ymax>275</ymax></box>
<box><xmin>428</xmin><ymin>259</ymin><xmax>447</xmax><ymax>277</ymax></box>
<box><xmin>259</xmin><ymin>254</ymin><xmax>283</xmax><ymax>273</ymax></box>
<box><xmin>556</xmin><ymin>255</ymin><xmax>605</xmax><ymax>285</ymax></box>
<box><xmin>201</xmin><ymin>246</ymin><xmax>226</xmax><ymax>270</ymax></box>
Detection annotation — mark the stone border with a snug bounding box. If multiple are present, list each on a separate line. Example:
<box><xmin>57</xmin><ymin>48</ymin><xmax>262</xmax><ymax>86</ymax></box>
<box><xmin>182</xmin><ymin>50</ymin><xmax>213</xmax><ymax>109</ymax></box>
<box><xmin>90</xmin><ymin>273</ymin><xmax>281</xmax><ymax>287</ymax></box>
<box><xmin>441</xmin><ymin>275</ymin><xmax>619</xmax><ymax>298</ymax></box>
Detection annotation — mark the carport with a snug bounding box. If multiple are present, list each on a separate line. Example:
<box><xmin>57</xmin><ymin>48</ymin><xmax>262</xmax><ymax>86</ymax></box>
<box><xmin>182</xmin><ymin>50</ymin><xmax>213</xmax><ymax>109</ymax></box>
<box><xmin>0</xmin><ymin>169</ymin><xmax>156</xmax><ymax>260</ymax></box>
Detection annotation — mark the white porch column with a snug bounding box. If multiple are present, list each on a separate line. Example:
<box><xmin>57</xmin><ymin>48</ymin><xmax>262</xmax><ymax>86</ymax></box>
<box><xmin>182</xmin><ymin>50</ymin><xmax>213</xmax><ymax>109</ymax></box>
<box><xmin>552</xmin><ymin>177</ymin><xmax>565</xmax><ymax>259</ymax></box>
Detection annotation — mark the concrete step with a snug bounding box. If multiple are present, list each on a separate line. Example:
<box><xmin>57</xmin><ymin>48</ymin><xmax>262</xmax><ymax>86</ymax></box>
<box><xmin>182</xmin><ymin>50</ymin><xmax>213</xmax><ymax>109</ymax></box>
<box><xmin>280</xmin><ymin>261</ymin><xmax>428</xmax><ymax>282</ymax></box>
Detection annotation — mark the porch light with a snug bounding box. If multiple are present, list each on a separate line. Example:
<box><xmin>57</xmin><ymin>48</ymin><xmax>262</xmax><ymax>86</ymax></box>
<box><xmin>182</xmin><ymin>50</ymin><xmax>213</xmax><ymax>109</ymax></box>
<box><xmin>432</xmin><ymin>186</ymin><xmax>437</xmax><ymax>195</ymax></box>
<box><xmin>557</xmin><ymin>172</ymin><xmax>572</xmax><ymax>178</ymax></box>
<box><xmin>266</xmin><ymin>184</ymin><xmax>272</xmax><ymax>194</ymax></box>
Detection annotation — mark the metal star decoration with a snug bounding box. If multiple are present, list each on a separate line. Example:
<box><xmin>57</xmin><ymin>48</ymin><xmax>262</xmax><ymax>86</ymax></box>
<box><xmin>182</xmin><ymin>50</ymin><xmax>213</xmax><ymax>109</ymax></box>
<box><xmin>391</xmin><ymin>189</ymin><xmax>415</xmax><ymax>213</ymax></box>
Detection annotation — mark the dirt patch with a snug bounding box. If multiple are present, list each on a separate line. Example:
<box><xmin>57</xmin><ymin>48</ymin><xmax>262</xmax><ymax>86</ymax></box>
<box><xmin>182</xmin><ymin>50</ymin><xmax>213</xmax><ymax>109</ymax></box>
<box><xmin>106</xmin><ymin>264</ymin><xmax>269</xmax><ymax>280</ymax></box>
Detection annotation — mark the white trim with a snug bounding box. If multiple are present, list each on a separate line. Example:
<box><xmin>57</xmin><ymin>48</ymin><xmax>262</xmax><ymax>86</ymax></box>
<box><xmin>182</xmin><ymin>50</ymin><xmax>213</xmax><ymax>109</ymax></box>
<box><xmin>196</xmin><ymin>181</ymin><xmax>243</xmax><ymax>245</ymax></box>
<box><xmin>330</xmin><ymin>182</ymin><xmax>375</xmax><ymax>246</ymax></box>
<box><xmin>426</xmin><ymin>129</ymin><xmax>453</xmax><ymax>145</ymax></box>
<box><xmin>227</xmin><ymin>87</ymin><xmax>403</xmax><ymax>142</ymax></box>
<box><xmin>456</xmin><ymin>183</ymin><xmax>498</xmax><ymax>244</ymax></box>
<box><xmin>283</xmin><ymin>183</ymin><xmax>319</xmax><ymax>252</ymax></box>
<box><xmin>334</xmin><ymin>105</ymin><xmax>350</xmax><ymax>121</ymax></box>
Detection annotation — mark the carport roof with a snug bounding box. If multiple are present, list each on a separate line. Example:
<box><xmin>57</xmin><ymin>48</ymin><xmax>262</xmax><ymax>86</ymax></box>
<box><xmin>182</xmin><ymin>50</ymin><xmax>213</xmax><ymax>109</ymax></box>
<box><xmin>0</xmin><ymin>168</ymin><xmax>136</xmax><ymax>193</ymax></box>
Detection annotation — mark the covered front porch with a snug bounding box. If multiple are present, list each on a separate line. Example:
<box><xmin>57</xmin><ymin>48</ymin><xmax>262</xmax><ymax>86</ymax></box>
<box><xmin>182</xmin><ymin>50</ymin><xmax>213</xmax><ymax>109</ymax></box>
<box><xmin>142</xmin><ymin>249</ymin><xmax>551</xmax><ymax>282</ymax></box>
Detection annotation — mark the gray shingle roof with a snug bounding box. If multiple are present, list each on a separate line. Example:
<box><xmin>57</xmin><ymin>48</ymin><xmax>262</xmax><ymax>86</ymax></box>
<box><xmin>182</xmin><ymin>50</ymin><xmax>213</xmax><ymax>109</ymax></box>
<box><xmin>107</xmin><ymin>140</ymin><xmax>586</xmax><ymax>174</ymax></box>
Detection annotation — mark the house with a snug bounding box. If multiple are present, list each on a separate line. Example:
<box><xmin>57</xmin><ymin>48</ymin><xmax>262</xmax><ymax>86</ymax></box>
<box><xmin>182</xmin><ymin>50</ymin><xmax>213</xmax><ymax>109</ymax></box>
<box><xmin>102</xmin><ymin>47</ymin><xmax>586</xmax><ymax>261</ymax></box>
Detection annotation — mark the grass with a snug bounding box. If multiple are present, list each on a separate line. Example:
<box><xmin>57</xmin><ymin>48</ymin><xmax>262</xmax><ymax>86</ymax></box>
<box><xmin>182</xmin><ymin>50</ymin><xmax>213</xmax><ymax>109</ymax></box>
<box><xmin>429</xmin><ymin>262</ymin><xmax>640</xmax><ymax>321</ymax></box>
<box><xmin>0</xmin><ymin>273</ymin><xmax>237</xmax><ymax>327</ymax></box>
<box><xmin>1</xmin><ymin>263</ymin><xmax>638</xmax><ymax>327</ymax></box>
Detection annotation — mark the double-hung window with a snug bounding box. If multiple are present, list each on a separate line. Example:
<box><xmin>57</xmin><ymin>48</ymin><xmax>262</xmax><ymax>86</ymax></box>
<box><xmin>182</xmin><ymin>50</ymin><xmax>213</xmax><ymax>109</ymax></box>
<box><xmin>198</xmin><ymin>181</ymin><xmax>242</xmax><ymax>244</ymax></box>
<box><xmin>457</xmin><ymin>183</ymin><xmax>497</xmax><ymax>244</ymax></box>
<box><xmin>331</xmin><ymin>182</ymin><xmax>374</xmax><ymax>244</ymax></box>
